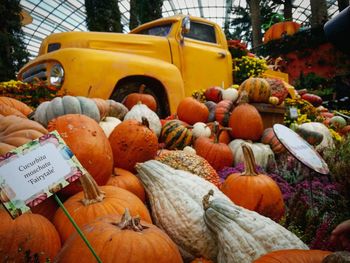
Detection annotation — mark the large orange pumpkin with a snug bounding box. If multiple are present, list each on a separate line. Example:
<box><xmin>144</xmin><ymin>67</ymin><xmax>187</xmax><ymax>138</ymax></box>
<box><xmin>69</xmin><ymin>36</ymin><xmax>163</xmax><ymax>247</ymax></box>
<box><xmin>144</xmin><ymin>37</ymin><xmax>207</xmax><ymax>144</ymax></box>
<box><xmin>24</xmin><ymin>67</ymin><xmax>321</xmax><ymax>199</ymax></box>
<box><xmin>221</xmin><ymin>144</ymin><xmax>285</xmax><ymax>221</ymax></box>
<box><xmin>228</xmin><ymin>93</ymin><xmax>264</xmax><ymax>141</ymax></box>
<box><xmin>253</xmin><ymin>249</ymin><xmax>331</xmax><ymax>262</ymax></box>
<box><xmin>53</xmin><ymin>173</ymin><xmax>152</xmax><ymax>243</ymax></box>
<box><xmin>47</xmin><ymin>114</ymin><xmax>113</xmax><ymax>197</ymax></box>
<box><xmin>177</xmin><ymin>96</ymin><xmax>209</xmax><ymax>125</ymax></box>
<box><xmin>109</xmin><ymin>117</ymin><xmax>158</xmax><ymax>172</ymax></box>
<box><xmin>0</xmin><ymin>103</ymin><xmax>27</xmax><ymax>118</ymax></box>
<box><xmin>0</xmin><ymin>115</ymin><xmax>48</xmax><ymax>155</ymax></box>
<box><xmin>263</xmin><ymin>21</ymin><xmax>301</xmax><ymax>43</ymax></box>
<box><xmin>106</xmin><ymin>167</ymin><xmax>146</xmax><ymax>202</ymax></box>
<box><xmin>55</xmin><ymin>210</ymin><xmax>183</xmax><ymax>263</ymax></box>
<box><xmin>0</xmin><ymin>96</ymin><xmax>33</xmax><ymax>116</ymax></box>
<box><xmin>0</xmin><ymin>209</ymin><xmax>61</xmax><ymax>262</ymax></box>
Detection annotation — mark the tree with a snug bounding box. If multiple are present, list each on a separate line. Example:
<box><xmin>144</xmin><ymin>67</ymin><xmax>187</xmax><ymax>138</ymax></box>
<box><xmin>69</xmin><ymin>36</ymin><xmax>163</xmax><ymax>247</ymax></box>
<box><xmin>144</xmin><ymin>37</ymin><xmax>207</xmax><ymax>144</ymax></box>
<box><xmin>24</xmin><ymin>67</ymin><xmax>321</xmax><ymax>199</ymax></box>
<box><xmin>129</xmin><ymin>0</ymin><xmax>163</xmax><ymax>30</ymax></box>
<box><xmin>0</xmin><ymin>0</ymin><xmax>29</xmax><ymax>81</ymax></box>
<box><xmin>85</xmin><ymin>0</ymin><xmax>122</xmax><ymax>32</ymax></box>
<box><xmin>247</xmin><ymin>0</ymin><xmax>263</xmax><ymax>48</ymax></box>
<box><xmin>229</xmin><ymin>0</ymin><xmax>280</xmax><ymax>48</ymax></box>
<box><xmin>310</xmin><ymin>0</ymin><xmax>328</xmax><ymax>28</ymax></box>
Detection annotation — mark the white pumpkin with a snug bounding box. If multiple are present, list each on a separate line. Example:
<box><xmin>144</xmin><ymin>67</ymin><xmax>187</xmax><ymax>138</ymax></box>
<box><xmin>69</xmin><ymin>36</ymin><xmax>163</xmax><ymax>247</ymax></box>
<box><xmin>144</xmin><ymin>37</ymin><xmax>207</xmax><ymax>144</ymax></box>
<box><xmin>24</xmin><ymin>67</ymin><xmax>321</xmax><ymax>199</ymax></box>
<box><xmin>183</xmin><ymin>145</ymin><xmax>196</xmax><ymax>155</ymax></box>
<box><xmin>99</xmin><ymin>116</ymin><xmax>121</xmax><ymax>138</ymax></box>
<box><xmin>135</xmin><ymin>160</ymin><xmax>307</xmax><ymax>262</ymax></box>
<box><xmin>124</xmin><ymin>103</ymin><xmax>161</xmax><ymax>137</ymax></box>
<box><xmin>222</xmin><ymin>88</ymin><xmax>239</xmax><ymax>102</ymax></box>
<box><xmin>192</xmin><ymin>122</ymin><xmax>211</xmax><ymax>138</ymax></box>
<box><xmin>228</xmin><ymin>139</ymin><xmax>275</xmax><ymax>169</ymax></box>
<box><xmin>299</xmin><ymin>122</ymin><xmax>334</xmax><ymax>151</ymax></box>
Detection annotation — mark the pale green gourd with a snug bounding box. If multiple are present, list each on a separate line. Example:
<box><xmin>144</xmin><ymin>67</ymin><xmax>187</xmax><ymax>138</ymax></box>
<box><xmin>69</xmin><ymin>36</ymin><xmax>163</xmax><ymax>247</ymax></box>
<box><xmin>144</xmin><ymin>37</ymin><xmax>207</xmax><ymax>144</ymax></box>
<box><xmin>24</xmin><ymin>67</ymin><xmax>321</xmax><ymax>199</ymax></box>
<box><xmin>34</xmin><ymin>96</ymin><xmax>100</xmax><ymax>127</ymax></box>
<box><xmin>203</xmin><ymin>193</ymin><xmax>308</xmax><ymax>263</ymax></box>
<box><xmin>135</xmin><ymin>160</ymin><xmax>307</xmax><ymax>262</ymax></box>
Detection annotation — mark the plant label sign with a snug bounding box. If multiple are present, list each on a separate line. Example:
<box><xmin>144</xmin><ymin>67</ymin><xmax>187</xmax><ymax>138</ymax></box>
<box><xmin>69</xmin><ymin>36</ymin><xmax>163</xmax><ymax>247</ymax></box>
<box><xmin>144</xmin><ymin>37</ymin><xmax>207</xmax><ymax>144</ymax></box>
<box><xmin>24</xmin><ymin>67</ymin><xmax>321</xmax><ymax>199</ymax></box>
<box><xmin>0</xmin><ymin>131</ymin><xmax>87</xmax><ymax>218</ymax></box>
<box><xmin>273</xmin><ymin>124</ymin><xmax>329</xmax><ymax>175</ymax></box>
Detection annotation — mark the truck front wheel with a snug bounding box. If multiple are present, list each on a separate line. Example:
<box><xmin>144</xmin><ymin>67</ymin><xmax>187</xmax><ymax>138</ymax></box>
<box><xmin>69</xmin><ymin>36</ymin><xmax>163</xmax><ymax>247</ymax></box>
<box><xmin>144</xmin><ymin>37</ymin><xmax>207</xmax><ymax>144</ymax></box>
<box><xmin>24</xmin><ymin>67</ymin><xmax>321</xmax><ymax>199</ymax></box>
<box><xmin>110</xmin><ymin>78</ymin><xmax>170</xmax><ymax>118</ymax></box>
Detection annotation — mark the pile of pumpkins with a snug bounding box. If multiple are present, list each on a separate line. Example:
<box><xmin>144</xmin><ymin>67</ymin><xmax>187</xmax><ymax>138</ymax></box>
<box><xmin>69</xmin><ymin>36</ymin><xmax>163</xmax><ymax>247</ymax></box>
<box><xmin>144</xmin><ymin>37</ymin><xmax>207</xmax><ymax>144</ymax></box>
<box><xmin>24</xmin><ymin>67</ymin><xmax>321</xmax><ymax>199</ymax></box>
<box><xmin>0</xmin><ymin>78</ymin><xmax>344</xmax><ymax>263</ymax></box>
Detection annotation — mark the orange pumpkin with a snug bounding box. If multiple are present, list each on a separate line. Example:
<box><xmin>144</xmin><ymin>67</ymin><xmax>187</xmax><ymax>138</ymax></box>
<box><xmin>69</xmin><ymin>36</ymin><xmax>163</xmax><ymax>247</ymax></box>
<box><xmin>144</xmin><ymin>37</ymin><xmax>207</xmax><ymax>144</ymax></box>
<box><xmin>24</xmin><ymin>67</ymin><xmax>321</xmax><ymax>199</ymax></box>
<box><xmin>123</xmin><ymin>84</ymin><xmax>157</xmax><ymax>112</ymax></box>
<box><xmin>109</xmin><ymin>117</ymin><xmax>158</xmax><ymax>172</ymax></box>
<box><xmin>55</xmin><ymin>209</ymin><xmax>183</xmax><ymax>263</ymax></box>
<box><xmin>221</xmin><ymin>144</ymin><xmax>285</xmax><ymax>221</ymax></box>
<box><xmin>47</xmin><ymin>114</ymin><xmax>113</xmax><ymax>197</ymax></box>
<box><xmin>106</xmin><ymin>167</ymin><xmax>146</xmax><ymax>202</ymax></box>
<box><xmin>0</xmin><ymin>96</ymin><xmax>33</xmax><ymax>116</ymax></box>
<box><xmin>0</xmin><ymin>103</ymin><xmax>27</xmax><ymax>118</ymax></box>
<box><xmin>253</xmin><ymin>249</ymin><xmax>331</xmax><ymax>263</ymax></box>
<box><xmin>0</xmin><ymin>115</ymin><xmax>48</xmax><ymax>155</ymax></box>
<box><xmin>53</xmin><ymin>173</ymin><xmax>152</xmax><ymax>243</ymax></box>
<box><xmin>177</xmin><ymin>96</ymin><xmax>209</xmax><ymax>125</ymax></box>
<box><xmin>228</xmin><ymin>93</ymin><xmax>264</xmax><ymax>141</ymax></box>
<box><xmin>194</xmin><ymin>122</ymin><xmax>234</xmax><ymax>171</ymax></box>
<box><xmin>0</xmin><ymin>209</ymin><xmax>61</xmax><ymax>262</ymax></box>
<box><xmin>263</xmin><ymin>21</ymin><xmax>301</xmax><ymax>43</ymax></box>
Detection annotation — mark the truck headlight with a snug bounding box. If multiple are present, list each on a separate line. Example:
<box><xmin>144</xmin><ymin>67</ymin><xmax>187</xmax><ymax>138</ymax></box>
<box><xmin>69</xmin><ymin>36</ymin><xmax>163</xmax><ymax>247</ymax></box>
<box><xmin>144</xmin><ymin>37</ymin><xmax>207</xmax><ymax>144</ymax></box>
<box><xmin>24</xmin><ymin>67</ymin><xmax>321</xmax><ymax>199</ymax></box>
<box><xmin>49</xmin><ymin>64</ymin><xmax>64</xmax><ymax>87</ymax></box>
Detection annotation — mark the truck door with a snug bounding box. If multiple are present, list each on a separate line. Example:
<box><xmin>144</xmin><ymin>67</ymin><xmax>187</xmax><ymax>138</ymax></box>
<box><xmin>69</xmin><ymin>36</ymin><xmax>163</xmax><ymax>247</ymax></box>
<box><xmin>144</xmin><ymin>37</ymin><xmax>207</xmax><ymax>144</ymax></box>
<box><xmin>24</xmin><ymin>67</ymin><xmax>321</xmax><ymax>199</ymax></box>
<box><xmin>179</xmin><ymin>20</ymin><xmax>233</xmax><ymax>97</ymax></box>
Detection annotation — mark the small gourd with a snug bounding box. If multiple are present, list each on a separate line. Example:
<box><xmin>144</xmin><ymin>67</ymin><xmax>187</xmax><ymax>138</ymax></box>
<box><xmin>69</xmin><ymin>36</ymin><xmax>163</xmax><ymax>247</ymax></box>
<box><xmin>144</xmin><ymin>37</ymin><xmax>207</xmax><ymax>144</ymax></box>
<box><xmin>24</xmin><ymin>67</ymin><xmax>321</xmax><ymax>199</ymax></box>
<box><xmin>99</xmin><ymin>116</ymin><xmax>121</xmax><ymax>138</ymax></box>
<box><xmin>124</xmin><ymin>103</ymin><xmax>161</xmax><ymax>137</ymax></box>
<box><xmin>228</xmin><ymin>139</ymin><xmax>275</xmax><ymax>170</ymax></box>
<box><xmin>222</xmin><ymin>88</ymin><xmax>239</xmax><ymax>102</ymax></box>
<box><xmin>192</xmin><ymin>122</ymin><xmax>211</xmax><ymax>138</ymax></box>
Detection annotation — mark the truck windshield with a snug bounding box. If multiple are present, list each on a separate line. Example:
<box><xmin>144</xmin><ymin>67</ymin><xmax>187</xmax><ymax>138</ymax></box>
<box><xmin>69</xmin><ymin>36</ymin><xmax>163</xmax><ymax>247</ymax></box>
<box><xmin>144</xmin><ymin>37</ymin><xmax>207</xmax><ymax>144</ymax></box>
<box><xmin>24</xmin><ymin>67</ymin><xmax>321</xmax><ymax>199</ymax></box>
<box><xmin>137</xmin><ymin>23</ymin><xmax>172</xmax><ymax>37</ymax></box>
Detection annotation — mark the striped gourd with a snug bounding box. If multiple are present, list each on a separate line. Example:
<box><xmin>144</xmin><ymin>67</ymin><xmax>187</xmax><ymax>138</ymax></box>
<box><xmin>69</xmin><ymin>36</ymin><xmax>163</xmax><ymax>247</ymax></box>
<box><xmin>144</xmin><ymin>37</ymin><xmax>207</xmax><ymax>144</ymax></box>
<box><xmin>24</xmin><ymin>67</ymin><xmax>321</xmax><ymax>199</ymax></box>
<box><xmin>160</xmin><ymin>120</ymin><xmax>193</xmax><ymax>150</ymax></box>
<box><xmin>239</xmin><ymin>78</ymin><xmax>271</xmax><ymax>103</ymax></box>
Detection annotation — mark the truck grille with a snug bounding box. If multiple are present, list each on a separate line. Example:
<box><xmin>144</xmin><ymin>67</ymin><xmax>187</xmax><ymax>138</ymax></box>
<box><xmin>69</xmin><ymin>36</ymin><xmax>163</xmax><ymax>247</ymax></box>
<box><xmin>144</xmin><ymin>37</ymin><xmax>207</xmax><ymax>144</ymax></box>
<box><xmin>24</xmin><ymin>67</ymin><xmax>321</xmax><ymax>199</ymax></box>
<box><xmin>22</xmin><ymin>63</ymin><xmax>47</xmax><ymax>83</ymax></box>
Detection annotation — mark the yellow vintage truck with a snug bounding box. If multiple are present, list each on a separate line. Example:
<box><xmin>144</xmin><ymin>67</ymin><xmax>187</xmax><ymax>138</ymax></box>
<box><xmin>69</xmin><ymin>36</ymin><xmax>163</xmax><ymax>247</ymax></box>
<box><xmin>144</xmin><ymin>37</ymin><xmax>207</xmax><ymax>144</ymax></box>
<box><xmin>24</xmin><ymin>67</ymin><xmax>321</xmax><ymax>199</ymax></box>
<box><xmin>18</xmin><ymin>15</ymin><xmax>233</xmax><ymax>117</ymax></box>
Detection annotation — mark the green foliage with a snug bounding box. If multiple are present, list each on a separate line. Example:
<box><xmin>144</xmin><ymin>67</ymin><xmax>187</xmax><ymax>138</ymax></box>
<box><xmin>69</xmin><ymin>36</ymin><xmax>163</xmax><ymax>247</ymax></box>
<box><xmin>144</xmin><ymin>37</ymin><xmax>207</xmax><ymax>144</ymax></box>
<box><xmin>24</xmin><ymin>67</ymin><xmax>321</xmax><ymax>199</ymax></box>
<box><xmin>0</xmin><ymin>0</ymin><xmax>29</xmax><ymax>81</ymax></box>
<box><xmin>228</xmin><ymin>0</ymin><xmax>281</xmax><ymax>47</ymax></box>
<box><xmin>294</xmin><ymin>72</ymin><xmax>335</xmax><ymax>99</ymax></box>
<box><xmin>323</xmin><ymin>135</ymin><xmax>350</xmax><ymax>199</ymax></box>
<box><xmin>129</xmin><ymin>0</ymin><xmax>163</xmax><ymax>30</ymax></box>
<box><xmin>0</xmin><ymin>79</ymin><xmax>62</xmax><ymax>108</ymax></box>
<box><xmin>84</xmin><ymin>0</ymin><xmax>123</xmax><ymax>32</ymax></box>
<box><xmin>256</xmin><ymin>27</ymin><xmax>327</xmax><ymax>57</ymax></box>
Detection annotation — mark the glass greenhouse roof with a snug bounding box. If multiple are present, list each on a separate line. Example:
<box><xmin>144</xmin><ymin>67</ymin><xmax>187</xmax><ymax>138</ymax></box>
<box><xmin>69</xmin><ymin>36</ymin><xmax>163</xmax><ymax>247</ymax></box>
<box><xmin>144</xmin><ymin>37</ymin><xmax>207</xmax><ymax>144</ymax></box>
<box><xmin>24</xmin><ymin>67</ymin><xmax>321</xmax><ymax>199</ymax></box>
<box><xmin>20</xmin><ymin>0</ymin><xmax>340</xmax><ymax>59</ymax></box>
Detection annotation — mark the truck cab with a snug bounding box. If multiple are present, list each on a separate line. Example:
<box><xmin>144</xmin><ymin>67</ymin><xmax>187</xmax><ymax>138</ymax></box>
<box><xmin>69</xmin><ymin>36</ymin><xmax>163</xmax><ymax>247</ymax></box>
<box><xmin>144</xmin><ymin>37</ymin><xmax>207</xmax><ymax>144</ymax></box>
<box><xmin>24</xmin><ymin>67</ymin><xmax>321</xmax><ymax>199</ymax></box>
<box><xmin>18</xmin><ymin>15</ymin><xmax>233</xmax><ymax>117</ymax></box>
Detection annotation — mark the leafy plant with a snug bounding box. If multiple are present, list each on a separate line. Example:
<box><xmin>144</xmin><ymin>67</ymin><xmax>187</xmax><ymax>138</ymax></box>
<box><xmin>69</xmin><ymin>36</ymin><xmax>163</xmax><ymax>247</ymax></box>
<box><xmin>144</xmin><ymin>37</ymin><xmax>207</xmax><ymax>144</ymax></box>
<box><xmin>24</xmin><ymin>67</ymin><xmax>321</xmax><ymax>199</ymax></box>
<box><xmin>0</xmin><ymin>79</ymin><xmax>62</xmax><ymax>108</ymax></box>
<box><xmin>233</xmin><ymin>55</ymin><xmax>267</xmax><ymax>84</ymax></box>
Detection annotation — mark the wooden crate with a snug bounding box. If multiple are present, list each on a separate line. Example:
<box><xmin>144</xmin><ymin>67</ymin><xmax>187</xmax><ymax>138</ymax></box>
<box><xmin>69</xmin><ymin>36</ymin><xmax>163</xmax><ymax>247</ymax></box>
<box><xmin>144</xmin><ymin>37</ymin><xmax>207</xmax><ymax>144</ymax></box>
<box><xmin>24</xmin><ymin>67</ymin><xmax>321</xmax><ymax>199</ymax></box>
<box><xmin>251</xmin><ymin>103</ymin><xmax>286</xmax><ymax>129</ymax></box>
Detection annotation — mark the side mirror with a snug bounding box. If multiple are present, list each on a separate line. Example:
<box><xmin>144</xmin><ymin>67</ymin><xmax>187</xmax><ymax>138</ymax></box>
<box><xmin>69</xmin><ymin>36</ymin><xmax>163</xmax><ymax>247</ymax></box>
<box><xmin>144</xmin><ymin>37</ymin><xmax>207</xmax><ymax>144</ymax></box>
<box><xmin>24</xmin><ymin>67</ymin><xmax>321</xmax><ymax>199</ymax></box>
<box><xmin>180</xmin><ymin>15</ymin><xmax>191</xmax><ymax>45</ymax></box>
<box><xmin>182</xmin><ymin>15</ymin><xmax>191</xmax><ymax>34</ymax></box>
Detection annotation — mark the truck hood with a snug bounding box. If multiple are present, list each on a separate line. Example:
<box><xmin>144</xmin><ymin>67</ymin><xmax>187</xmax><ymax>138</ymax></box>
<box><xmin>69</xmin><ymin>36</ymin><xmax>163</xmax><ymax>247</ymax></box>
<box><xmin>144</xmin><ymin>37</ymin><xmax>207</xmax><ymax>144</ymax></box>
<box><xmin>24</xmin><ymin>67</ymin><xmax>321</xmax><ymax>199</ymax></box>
<box><xmin>38</xmin><ymin>31</ymin><xmax>172</xmax><ymax>63</ymax></box>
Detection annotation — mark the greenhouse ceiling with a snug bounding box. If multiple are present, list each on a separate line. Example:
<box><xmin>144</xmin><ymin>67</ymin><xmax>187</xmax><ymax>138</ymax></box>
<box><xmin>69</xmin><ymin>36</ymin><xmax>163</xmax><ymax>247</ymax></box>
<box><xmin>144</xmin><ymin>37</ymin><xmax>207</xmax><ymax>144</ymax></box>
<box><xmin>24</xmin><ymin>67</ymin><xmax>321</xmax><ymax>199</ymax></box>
<box><xmin>20</xmin><ymin>0</ymin><xmax>340</xmax><ymax>58</ymax></box>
